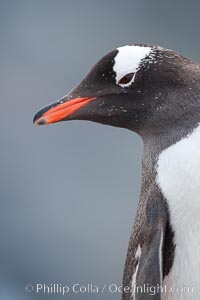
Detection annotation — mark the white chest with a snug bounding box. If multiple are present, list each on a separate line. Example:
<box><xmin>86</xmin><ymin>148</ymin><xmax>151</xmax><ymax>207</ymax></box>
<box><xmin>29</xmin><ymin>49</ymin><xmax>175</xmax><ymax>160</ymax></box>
<box><xmin>156</xmin><ymin>125</ymin><xmax>200</xmax><ymax>300</ymax></box>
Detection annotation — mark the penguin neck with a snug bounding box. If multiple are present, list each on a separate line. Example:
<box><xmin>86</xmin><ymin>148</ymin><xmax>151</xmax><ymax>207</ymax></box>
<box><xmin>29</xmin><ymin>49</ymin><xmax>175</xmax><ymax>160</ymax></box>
<box><xmin>141</xmin><ymin>114</ymin><xmax>200</xmax><ymax>179</ymax></box>
<box><xmin>139</xmin><ymin>60</ymin><xmax>200</xmax><ymax>159</ymax></box>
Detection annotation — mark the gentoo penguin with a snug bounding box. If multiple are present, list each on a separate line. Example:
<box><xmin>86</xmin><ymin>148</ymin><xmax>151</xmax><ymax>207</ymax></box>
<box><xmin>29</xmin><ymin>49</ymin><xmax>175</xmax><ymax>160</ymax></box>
<box><xmin>33</xmin><ymin>44</ymin><xmax>200</xmax><ymax>300</ymax></box>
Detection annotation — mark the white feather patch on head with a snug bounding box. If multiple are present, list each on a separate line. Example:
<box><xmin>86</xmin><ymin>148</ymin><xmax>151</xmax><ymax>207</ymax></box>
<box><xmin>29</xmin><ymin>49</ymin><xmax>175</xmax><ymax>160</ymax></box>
<box><xmin>113</xmin><ymin>45</ymin><xmax>153</xmax><ymax>87</ymax></box>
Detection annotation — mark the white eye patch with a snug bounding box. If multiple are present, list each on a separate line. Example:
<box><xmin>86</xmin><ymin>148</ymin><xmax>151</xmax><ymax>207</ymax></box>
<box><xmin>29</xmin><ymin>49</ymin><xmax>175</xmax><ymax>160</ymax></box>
<box><xmin>113</xmin><ymin>45</ymin><xmax>153</xmax><ymax>87</ymax></box>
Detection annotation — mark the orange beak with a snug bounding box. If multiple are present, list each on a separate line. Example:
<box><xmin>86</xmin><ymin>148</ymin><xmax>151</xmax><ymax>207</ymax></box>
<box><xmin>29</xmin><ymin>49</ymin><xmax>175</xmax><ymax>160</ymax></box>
<box><xmin>33</xmin><ymin>97</ymin><xmax>96</xmax><ymax>125</ymax></box>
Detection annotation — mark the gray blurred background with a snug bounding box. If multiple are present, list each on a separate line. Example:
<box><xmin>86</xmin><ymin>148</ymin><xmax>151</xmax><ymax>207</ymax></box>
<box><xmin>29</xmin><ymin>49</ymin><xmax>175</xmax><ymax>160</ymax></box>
<box><xmin>1</xmin><ymin>0</ymin><xmax>200</xmax><ymax>299</ymax></box>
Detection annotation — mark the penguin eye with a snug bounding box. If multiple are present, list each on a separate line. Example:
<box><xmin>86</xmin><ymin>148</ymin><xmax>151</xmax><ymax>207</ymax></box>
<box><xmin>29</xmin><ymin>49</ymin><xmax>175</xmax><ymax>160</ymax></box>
<box><xmin>118</xmin><ymin>72</ymin><xmax>135</xmax><ymax>85</ymax></box>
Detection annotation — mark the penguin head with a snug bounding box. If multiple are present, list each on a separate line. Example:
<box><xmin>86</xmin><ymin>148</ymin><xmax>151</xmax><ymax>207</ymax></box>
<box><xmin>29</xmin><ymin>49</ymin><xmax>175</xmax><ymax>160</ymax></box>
<box><xmin>33</xmin><ymin>44</ymin><xmax>188</xmax><ymax>135</ymax></box>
